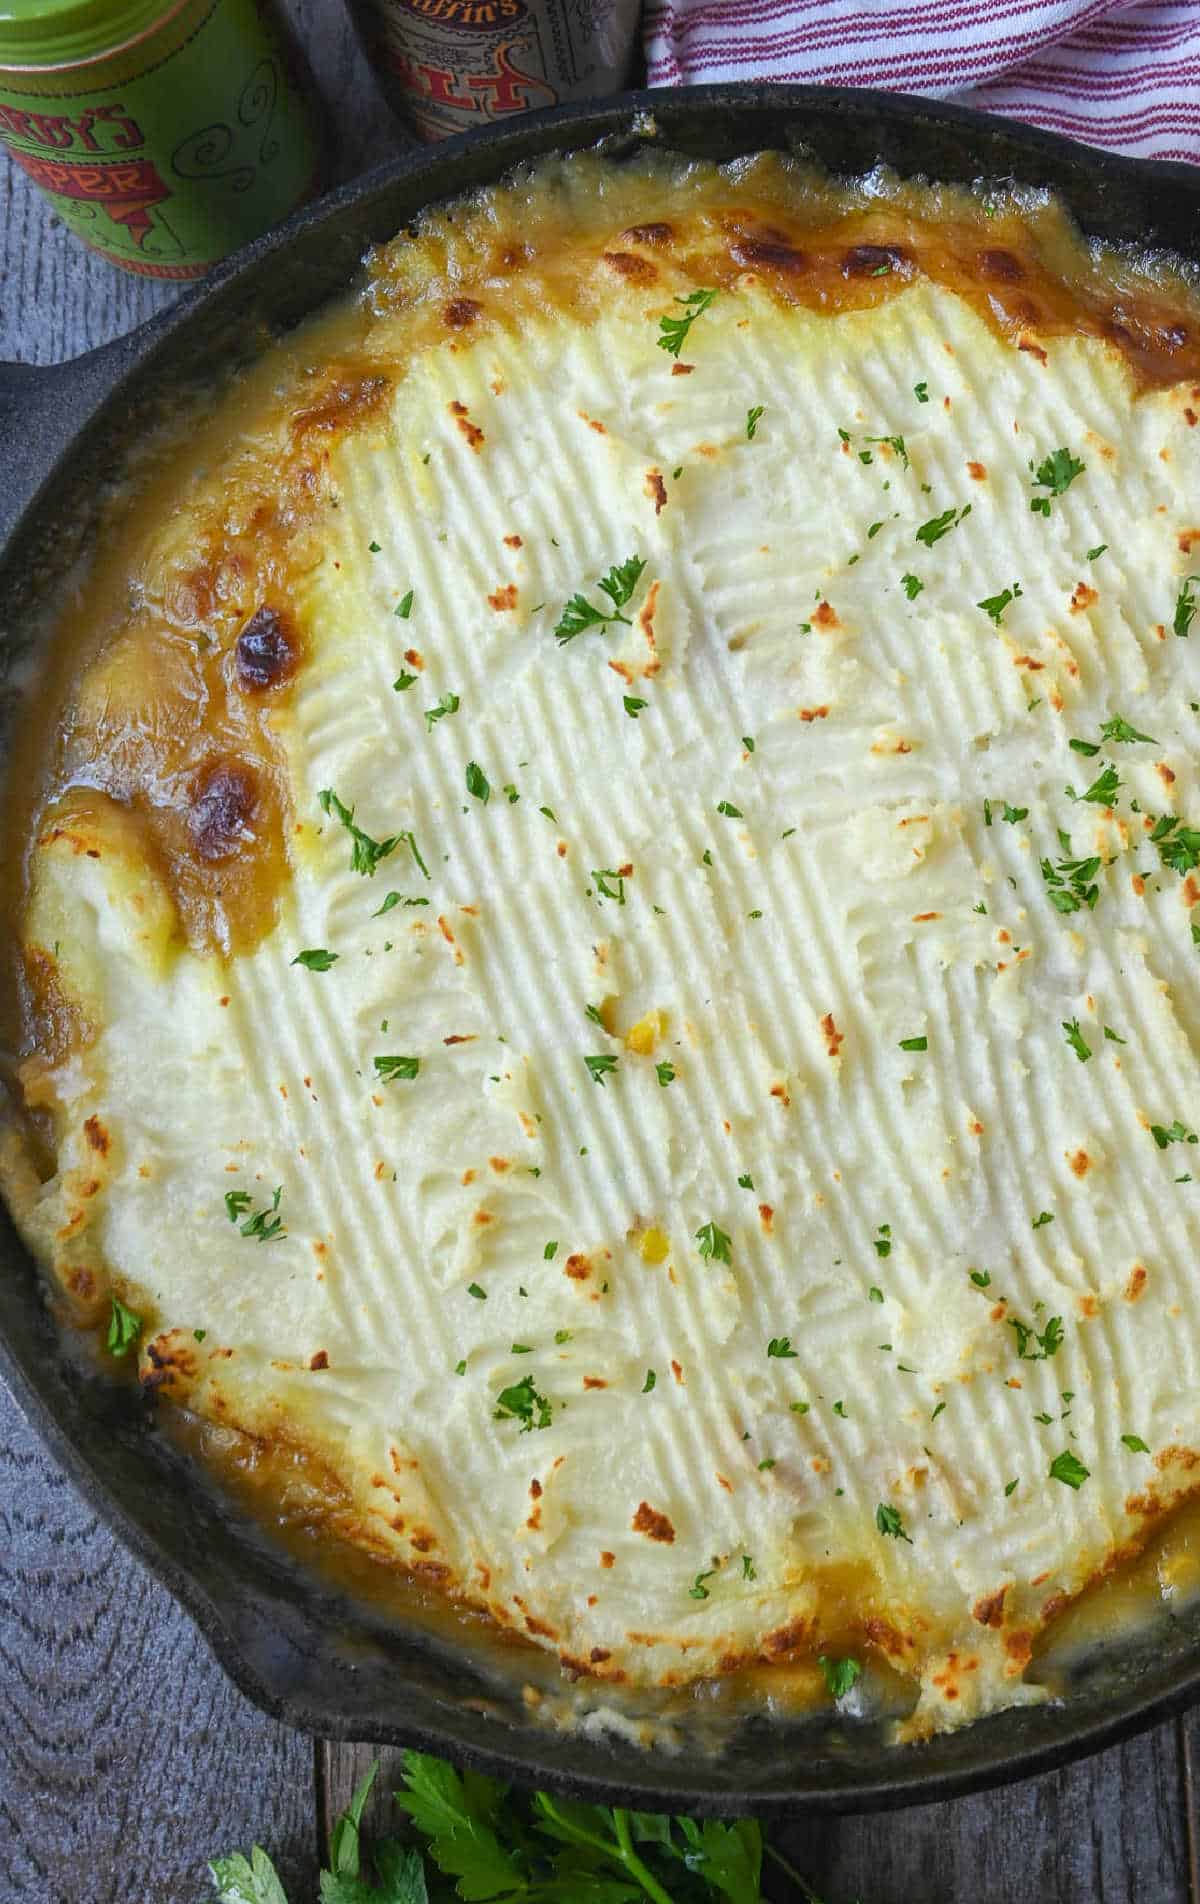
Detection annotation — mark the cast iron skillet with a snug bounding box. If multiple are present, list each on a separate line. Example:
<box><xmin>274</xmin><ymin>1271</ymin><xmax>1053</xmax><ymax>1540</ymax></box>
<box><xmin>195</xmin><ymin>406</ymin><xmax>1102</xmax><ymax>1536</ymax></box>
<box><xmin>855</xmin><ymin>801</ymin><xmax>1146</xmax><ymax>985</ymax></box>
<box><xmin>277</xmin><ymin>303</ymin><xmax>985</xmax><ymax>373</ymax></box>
<box><xmin>4</xmin><ymin>84</ymin><xmax>1200</xmax><ymax>1817</ymax></box>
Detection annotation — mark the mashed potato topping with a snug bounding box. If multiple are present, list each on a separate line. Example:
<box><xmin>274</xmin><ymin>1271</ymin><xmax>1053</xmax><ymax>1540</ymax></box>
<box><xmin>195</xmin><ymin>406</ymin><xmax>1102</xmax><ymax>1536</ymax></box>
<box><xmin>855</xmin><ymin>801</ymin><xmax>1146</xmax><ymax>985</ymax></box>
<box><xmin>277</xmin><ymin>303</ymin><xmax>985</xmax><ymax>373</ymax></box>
<box><xmin>8</xmin><ymin>148</ymin><xmax>1200</xmax><ymax>1740</ymax></box>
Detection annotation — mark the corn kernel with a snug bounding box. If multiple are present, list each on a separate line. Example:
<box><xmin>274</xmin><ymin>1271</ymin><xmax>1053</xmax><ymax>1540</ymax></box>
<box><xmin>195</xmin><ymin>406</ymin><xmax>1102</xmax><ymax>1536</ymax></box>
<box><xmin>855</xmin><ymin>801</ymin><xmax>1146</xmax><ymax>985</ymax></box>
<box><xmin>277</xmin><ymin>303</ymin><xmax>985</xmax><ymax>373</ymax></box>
<box><xmin>626</xmin><ymin>1009</ymin><xmax>667</xmax><ymax>1055</ymax></box>
<box><xmin>640</xmin><ymin>1226</ymin><xmax>670</xmax><ymax>1265</ymax></box>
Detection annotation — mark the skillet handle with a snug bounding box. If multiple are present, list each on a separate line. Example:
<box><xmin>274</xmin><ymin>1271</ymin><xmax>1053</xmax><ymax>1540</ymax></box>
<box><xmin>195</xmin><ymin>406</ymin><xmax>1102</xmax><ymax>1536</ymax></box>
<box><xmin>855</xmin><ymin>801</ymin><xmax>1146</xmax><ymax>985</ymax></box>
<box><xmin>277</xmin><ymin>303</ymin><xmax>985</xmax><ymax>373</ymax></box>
<box><xmin>0</xmin><ymin>332</ymin><xmax>143</xmax><ymax>550</ymax></box>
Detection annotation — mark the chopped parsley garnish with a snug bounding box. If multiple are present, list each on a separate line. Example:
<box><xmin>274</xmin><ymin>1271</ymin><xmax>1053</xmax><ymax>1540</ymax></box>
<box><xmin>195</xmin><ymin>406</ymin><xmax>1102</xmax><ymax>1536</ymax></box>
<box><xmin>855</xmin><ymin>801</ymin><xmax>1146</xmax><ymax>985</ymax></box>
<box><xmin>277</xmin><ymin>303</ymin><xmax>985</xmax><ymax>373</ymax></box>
<box><xmin>657</xmin><ymin>287</ymin><xmax>717</xmax><ymax>359</ymax></box>
<box><xmin>511</xmin><ymin>1343</ymin><xmax>532</xmax><ymax>1356</ymax></box>
<box><xmin>757</xmin><ymin>1457</ymin><xmax>776</xmax><ymax>1471</ymax></box>
<box><xmin>689</xmin><ymin>1568</ymin><xmax>717</xmax><ymax>1600</ymax></box>
<box><xmin>1032</xmin><ymin>1210</ymin><xmax>1055</xmax><ymax>1228</ymax></box>
<box><xmin>742</xmin><ymin>1554</ymin><xmax>757</xmax><ymax>1580</ymax></box>
<box><xmin>494</xmin><ymin>1373</ymin><xmax>552</xmax><ymax>1432</ymax></box>
<box><xmin>1151</xmin><ymin>815</ymin><xmax>1200</xmax><ymax>875</ymax></box>
<box><xmin>1076</xmin><ymin>762</ymin><xmax>1120</xmax><ymax>806</ymax></box>
<box><xmin>1049</xmin><ymin>1450</ymin><xmax>1089</xmax><ymax>1489</ymax></box>
<box><xmin>742</xmin><ymin>735</ymin><xmax>755</xmax><ymax>752</ymax></box>
<box><xmin>592</xmin><ymin>868</ymin><xmax>626</xmax><ymax>905</ymax></box>
<box><xmin>225</xmin><ymin>1185</ymin><xmax>285</xmax><ymax>1243</ymax></box>
<box><xmin>584</xmin><ymin>1054</ymin><xmax>619</xmax><ymax>1085</ymax></box>
<box><xmin>465</xmin><ymin>761</ymin><xmax>490</xmax><ymax>804</ymax></box>
<box><xmin>394</xmin><ymin>587</ymin><xmax>414</xmax><ymax>619</ymax></box>
<box><xmin>767</xmin><ymin>1336</ymin><xmax>797</xmax><ymax>1359</ymax></box>
<box><xmin>544</xmin><ymin>1241</ymin><xmax>558</xmax><ymax>1260</ymax></box>
<box><xmin>1002</xmin><ymin>803</ymin><xmax>1028</xmax><ymax>824</ymax></box>
<box><xmin>368</xmin><ymin>540</ymin><xmax>381</xmax><ymax>553</ymax></box>
<box><xmin>1062</xmin><ymin>1019</ymin><xmax>1092</xmax><ymax>1063</ymax></box>
<box><xmin>1174</xmin><ymin>574</ymin><xmax>1200</xmax><ymax>638</ymax></box>
<box><xmin>467</xmin><ymin>1282</ymin><xmax>487</xmax><ymax>1299</ymax></box>
<box><xmin>554</xmin><ymin>554</ymin><xmax>647</xmax><ymax>644</ymax></box>
<box><xmin>1122</xmin><ymin>1433</ymin><xmax>1150</xmax><ymax>1453</ymax></box>
<box><xmin>833</xmin><ymin>1400</ymin><xmax>848</xmax><ymax>1418</ymax></box>
<box><xmin>584</xmin><ymin>1003</ymin><xmax>604</xmax><ymax>1026</ymax></box>
<box><xmin>1104</xmin><ymin>1026</ymin><xmax>1126</xmax><ymax>1044</ymax></box>
<box><xmin>106</xmin><ymin>1296</ymin><xmax>142</xmax><ymax>1358</ymax></box>
<box><xmin>1009</xmin><ymin>1314</ymin><xmax>1064</xmax><ymax>1361</ymax></box>
<box><xmin>1151</xmin><ymin>1120</ymin><xmax>1199</xmax><ymax>1149</ymax></box>
<box><xmin>656</xmin><ymin>1061</ymin><xmax>676</xmax><ymax>1087</ymax></box>
<box><xmin>373</xmin><ymin>892</ymin><xmax>428</xmax><ymax>917</ymax></box>
<box><xmin>374</xmin><ymin>1055</ymin><xmax>420</xmax><ymax>1083</ymax></box>
<box><xmin>746</xmin><ymin>405</ymin><xmax>765</xmax><ymax>439</ymax></box>
<box><xmin>931</xmin><ymin>1400</ymin><xmax>946</xmax><ymax>1421</ymax></box>
<box><xmin>970</xmin><ymin>1270</ymin><xmax>992</xmax><ymax>1288</ymax></box>
<box><xmin>869</xmin><ymin>1285</ymin><xmax>884</xmax><ymax>1303</ymax></box>
<box><xmin>898</xmin><ymin>1035</ymin><xmax>927</xmax><ymax>1051</ymax></box>
<box><xmin>424</xmin><ymin>691</ymin><xmax>460</xmax><ymax>730</ymax></box>
<box><xmin>875</xmin><ymin>1502</ymin><xmax>912</xmax><ymax>1543</ymax></box>
<box><xmin>901</xmin><ymin>572</ymin><xmax>924</xmax><ymax>600</ymax></box>
<box><xmin>623</xmin><ymin>695</ymin><xmax>647</xmax><ymax>718</ymax></box>
<box><xmin>642</xmin><ymin>1369</ymin><xmax>656</xmax><ymax>1393</ymax></box>
<box><xmin>1100</xmin><ymin>714</ymin><xmax>1157</xmax><ymax>745</ymax></box>
<box><xmin>1005</xmin><ymin>1477</ymin><xmax>1019</xmax><ymax>1497</ymax></box>
<box><xmin>978</xmin><ymin>582</ymin><xmax>1023</xmax><ymax>625</ymax></box>
<box><xmin>873</xmin><ymin>1224</ymin><xmax>892</xmax><ymax>1258</ymax></box>
<box><xmin>292</xmin><ymin>948</ymin><xmax>338</xmax><ymax>971</ymax></box>
<box><xmin>820</xmin><ymin>1655</ymin><xmax>862</xmax><ymax>1698</ymax></box>
<box><xmin>865</xmin><ymin>433</ymin><xmax>909</xmax><ymax>469</ymax></box>
<box><xmin>1040</xmin><ymin>851</ymin><xmax>1101</xmax><ymax>914</ymax></box>
<box><xmin>716</xmin><ymin>800</ymin><xmax>743</xmax><ymax>818</ymax></box>
<box><xmin>915</xmin><ymin>505</ymin><xmax>970</xmax><ymax>546</ymax></box>
<box><xmin>1069</xmin><ymin>738</ymin><xmax>1099</xmax><ymax>757</ymax></box>
<box><xmin>737</xmin><ymin>1172</ymin><xmax>754</xmax><ymax>1190</ymax></box>
<box><xmin>1030</xmin><ymin>447</ymin><xmax>1085</xmax><ymax>515</ymax></box>
<box><xmin>319</xmin><ymin>787</ymin><xmax>399</xmax><ymax>877</ymax></box>
<box><xmin>503</xmin><ymin>784</ymin><xmax>520</xmax><ymax>803</ymax></box>
<box><xmin>914</xmin><ymin>381</ymin><xmax>929</xmax><ymax>402</ymax></box>
<box><xmin>393</xmin><ymin>671</ymin><xmax>417</xmax><ymax>692</ymax></box>
<box><xmin>695</xmin><ymin>1221</ymin><xmax>732</xmax><ymax>1264</ymax></box>
<box><xmin>554</xmin><ymin>1329</ymin><xmax>572</xmax><ymax>1345</ymax></box>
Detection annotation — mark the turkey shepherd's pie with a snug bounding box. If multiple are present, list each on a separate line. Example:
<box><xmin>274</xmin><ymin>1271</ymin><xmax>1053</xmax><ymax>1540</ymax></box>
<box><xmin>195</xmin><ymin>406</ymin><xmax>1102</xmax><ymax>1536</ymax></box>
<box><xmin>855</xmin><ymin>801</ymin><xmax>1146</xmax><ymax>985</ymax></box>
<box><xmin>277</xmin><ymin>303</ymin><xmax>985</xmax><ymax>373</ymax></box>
<box><xmin>8</xmin><ymin>146</ymin><xmax>1200</xmax><ymax>1743</ymax></box>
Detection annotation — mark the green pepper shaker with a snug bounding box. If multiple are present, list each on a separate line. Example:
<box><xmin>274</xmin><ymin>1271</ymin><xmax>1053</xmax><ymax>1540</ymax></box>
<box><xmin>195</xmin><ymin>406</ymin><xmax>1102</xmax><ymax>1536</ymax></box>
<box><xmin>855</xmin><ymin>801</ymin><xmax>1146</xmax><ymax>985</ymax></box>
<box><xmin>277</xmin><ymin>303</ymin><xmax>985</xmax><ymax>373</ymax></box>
<box><xmin>0</xmin><ymin>0</ymin><xmax>325</xmax><ymax>279</ymax></box>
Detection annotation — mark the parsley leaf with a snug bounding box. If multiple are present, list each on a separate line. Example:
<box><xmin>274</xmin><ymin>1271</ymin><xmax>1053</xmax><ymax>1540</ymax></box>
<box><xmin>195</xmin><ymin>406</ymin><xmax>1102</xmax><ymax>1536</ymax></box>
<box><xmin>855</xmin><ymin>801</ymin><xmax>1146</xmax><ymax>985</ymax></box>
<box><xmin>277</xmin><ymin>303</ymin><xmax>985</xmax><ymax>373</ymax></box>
<box><xmin>592</xmin><ymin>868</ymin><xmax>626</xmax><ymax>905</ymax></box>
<box><xmin>585</xmin><ymin>1054</ymin><xmax>619</xmax><ymax>1085</ymax></box>
<box><xmin>1151</xmin><ymin>1119</ymin><xmax>1199</xmax><ymax>1148</ymax></box>
<box><xmin>746</xmin><ymin>405</ymin><xmax>765</xmax><ymax>439</ymax></box>
<box><xmin>898</xmin><ymin>1035</ymin><xmax>927</xmax><ymax>1051</ymax></box>
<box><xmin>554</xmin><ymin>555</ymin><xmax>647</xmax><ymax>644</ymax></box>
<box><xmin>695</xmin><ymin>1221</ymin><xmax>732</xmax><ymax>1264</ymax></box>
<box><xmin>623</xmin><ymin>695</ymin><xmax>648</xmax><ymax>718</ymax></box>
<box><xmin>1175</xmin><ymin>573</ymin><xmax>1200</xmax><ymax>638</ymax></box>
<box><xmin>1062</xmin><ymin>1019</ymin><xmax>1092</xmax><ymax>1063</ymax></box>
<box><xmin>106</xmin><ymin>1296</ymin><xmax>142</xmax><ymax>1358</ymax></box>
<box><xmin>393</xmin><ymin>671</ymin><xmax>417</xmax><ymax>692</ymax></box>
<box><xmin>655</xmin><ymin>1061</ymin><xmax>676</xmax><ymax>1087</ymax></box>
<box><xmin>292</xmin><ymin>948</ymin><xmax>338</xmax><ymax>971</ymax></box>
<box><xmin>901</xmin><ymin>572</ymin><xmax>924</xmax><ymax>600</ymax></box>
<box><xmin>394</xmin><ymin>587</ymin><xmax>415</xmax><ymax>620</ymax></box>
<box><xmin>978</xmin><ymin>582</ymin><xmax>1023</xmax><ymax>625</ymax></box>
<box><xmin>1030</xmin><ymin>447</ymin><xmax>1085</xmax><ymax>515</ymax></box>
<box><xmin>875</xmin><ymin>1502</ymin><xmax>913</xmax><ymax>1543</ymax></box>
<box><xmin>207</xmin><ymin>1848</ymin><xmax>290</xmax><ymax>1904</ymax></box>
<box><xmin>1040</xmin><ymin>850</ymin><xmax>1101</xmax><ymax>915</ymax></box>
<box><xmin>1049</xmin><ymin>1450</ymin><xmax>1089</xmax><ymax>1489</ymax></box>
<box><xmin>642</xmin><ymin>1369</ymin><xmax>656</xmax><ymax>1393</ymax></box>
<box><xmin>1152</xmin><ymin>816</ymin><xmax>1200</xmax><ymax>875</ymax></box>
<box><xmin>465</xmin><ymin>761</ymin><xmax>490</xmax><ymax>804</ymax></box>
<box><xmin>373</xmin><ymin>893</ymin><xmax>427</xmax><ymax>918</ymax></box>
<box><xmin>1099</xmin><ymin>714</ymin><xmax>1157</xmax><ymax>745</ymax></box>
<box><xmin>374</xmin><ymin>1055</ymin><xmax>420</xmax><ymax>1083</ymax></box>
<box><xmin>767</xmin><ymin>1336</ymin><xmax>797</xmax><ymax>1359</ymax></box>
<box><xmin>226</xmin><ymin>1185</ymin><xmax>285</xmax><ymax>1244</ymax></box>
<box><xmin>916</xmin><ymin>506</ymin><xmax>970</xmax><ymax>547</ymax></box>
<box><xmin>424</xmin><ymin>691</ymin><xmax>460</xmax><ymax>730</ymax></box>
<box><xmin>1032</xmin><ymin>1210</ymin><xmax>1055</xmax><ymax>1229</ymax></box>
<box><xmin>1122</xmin><ymin>1433</ymin><xmax>1150</xmax><ymax>1454</ymax></box>
<box><xmin>1008</xmin><ymin>1314</ymin><xmax>1064</xmax><ymax>1361</ymax></box>
<box><xmin>319</xmin><ymin>788</ymin><xmax>400</xmax><ymax>877</ymax></box>
<box><xmin>819</xmin><ymin>1655</ymin><xmax>862</xmax><ymax>1698</ymax></box>
<box><xmin>914</xmin><ymin>381</ymin><xmax>929</xmax><ymax>402</ymax></box>
<box><xmin>1077</xmin><ymin>763</ymin><xmax>1120</xmax><ymax>806</ymax></box>
<box><xmin>494</xmin><ymin>1373</ymin><xmax>553</xmax><ymax>1432</ymax></box>
<box><xmin>394</xmin><ymin>1750</ymin><xmax>524</xmax><ymax>1895</ymax></box>
<box><xmin>716</xmin><ymin>800</ymin><xmax>742</xmax><ymax>818</ymax></box>
<box><xmin>656</xmin><ymin>287</ymin><xmax>717</xmax><ymax>358</ymax></box>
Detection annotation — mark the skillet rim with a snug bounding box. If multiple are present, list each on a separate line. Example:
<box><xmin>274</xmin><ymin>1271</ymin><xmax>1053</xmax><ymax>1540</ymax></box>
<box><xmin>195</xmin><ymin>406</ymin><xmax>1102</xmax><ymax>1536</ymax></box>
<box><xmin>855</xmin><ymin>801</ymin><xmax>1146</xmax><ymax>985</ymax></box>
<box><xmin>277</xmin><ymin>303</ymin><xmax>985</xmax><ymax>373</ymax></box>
<box><xmin>4</xmin><ymin>81</ymin><xmax>1200</xmax><ymax>1814</ymax></box>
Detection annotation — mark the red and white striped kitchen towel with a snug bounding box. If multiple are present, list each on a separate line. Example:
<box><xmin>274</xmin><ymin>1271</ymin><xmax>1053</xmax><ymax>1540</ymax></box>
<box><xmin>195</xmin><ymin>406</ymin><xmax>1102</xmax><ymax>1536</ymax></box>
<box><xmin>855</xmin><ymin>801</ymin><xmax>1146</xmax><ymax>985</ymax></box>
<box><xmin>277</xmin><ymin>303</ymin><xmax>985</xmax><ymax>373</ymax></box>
<box><xmin>643</xmin><ymin>1</ymin><xmax>1200</xmax><ymax>162</ymax></box>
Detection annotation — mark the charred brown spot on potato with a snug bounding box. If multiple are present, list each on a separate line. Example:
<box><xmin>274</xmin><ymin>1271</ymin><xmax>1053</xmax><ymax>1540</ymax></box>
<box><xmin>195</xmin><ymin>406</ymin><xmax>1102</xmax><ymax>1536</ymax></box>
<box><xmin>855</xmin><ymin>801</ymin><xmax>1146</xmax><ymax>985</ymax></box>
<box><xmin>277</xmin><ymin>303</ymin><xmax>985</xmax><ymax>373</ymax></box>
<box><xmin>620</xmin><ymin>222</ymin><xmax>673</xmax><ymax>246</ymax></box>
<box><xmin>291</xmin><ymin>372</ymin><xmax>390</xmax><ymax>443</ymax></box>
<box><xmin>979</xmin><ymin>249</ymin><xmax>1025</xmax><ymax>282</ymax></box>
<box><xmin>731</xmin><ymin>237</ymin><xmax>811</xmax><ymax>275</ymax></box>
<box><xmin>843</xmin><ymin>243</ymin><xmax>908</xmax><ymax>277</ymax></box>
<box><xmin>632</xmin><ymin>1501</ymin><xmax>675</xmax><ymax>1543</ymax></box>
<box><xmin>603</xmin><ymin>251</ymin><xmax>658</xmax><ymax>284</ymax></box>
<box><xmin>235</xmin><ymin>605</ymin><xmax>297</xmax><ymax>691</ymax></box>
<box><xmin>189</xmin><ymin>760</ymin><xmax>258</xmax><ymax>863</ymax></box>
<box><xmin>83</xmin><ymin>1115</ymin><xmax>110</xmax><ymax>1156</ymax></box>
<box><xmin>444</xmin><ymin>298</ymin><xmax>482</xmax><ymax>328</ymax></box>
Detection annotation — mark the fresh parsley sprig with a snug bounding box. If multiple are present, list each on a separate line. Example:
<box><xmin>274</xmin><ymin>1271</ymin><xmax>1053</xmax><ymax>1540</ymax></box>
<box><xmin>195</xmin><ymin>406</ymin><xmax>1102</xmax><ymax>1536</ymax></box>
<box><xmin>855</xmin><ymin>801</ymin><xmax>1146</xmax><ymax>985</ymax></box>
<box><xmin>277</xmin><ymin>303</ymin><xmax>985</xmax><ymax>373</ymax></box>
<box><xmin>1029</xmin><ymin>447</ymin><xmax>1085</xmax><ymax>515</ymax></box>
<box><xmin>656</xmin><ymin>287</ymin><xmax>717</xmax><ymax>358</ymax></box>
<box><xmin>554</xmin><ymin>555</ymin><xmax>647</xmax><ymax>644</ymax></box>
<box><xmin>210</xmin><ymin>1748</ymin><xmax>836</xmax><ymax>1904</ymax></box>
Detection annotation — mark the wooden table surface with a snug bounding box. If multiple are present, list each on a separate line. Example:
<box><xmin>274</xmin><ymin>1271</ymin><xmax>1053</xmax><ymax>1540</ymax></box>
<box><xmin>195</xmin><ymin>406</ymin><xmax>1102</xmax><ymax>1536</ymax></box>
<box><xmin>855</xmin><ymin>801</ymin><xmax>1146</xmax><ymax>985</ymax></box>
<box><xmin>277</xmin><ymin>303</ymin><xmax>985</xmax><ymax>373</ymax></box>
<box><xmin>2</xmin><ymin>11</ymin><xmax>1199</xmax><ymax>1899</ymax></box>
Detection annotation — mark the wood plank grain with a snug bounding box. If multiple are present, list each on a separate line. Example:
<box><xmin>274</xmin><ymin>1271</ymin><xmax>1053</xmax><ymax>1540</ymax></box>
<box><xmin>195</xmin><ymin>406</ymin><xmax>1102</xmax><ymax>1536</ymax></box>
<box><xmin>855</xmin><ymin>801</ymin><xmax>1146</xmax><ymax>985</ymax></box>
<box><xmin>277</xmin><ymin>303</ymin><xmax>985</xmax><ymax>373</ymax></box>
<box><xmin>0</xmin><ymin>1379</ymin><xmax>319</xmax><ymax>1903</ymax></box>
